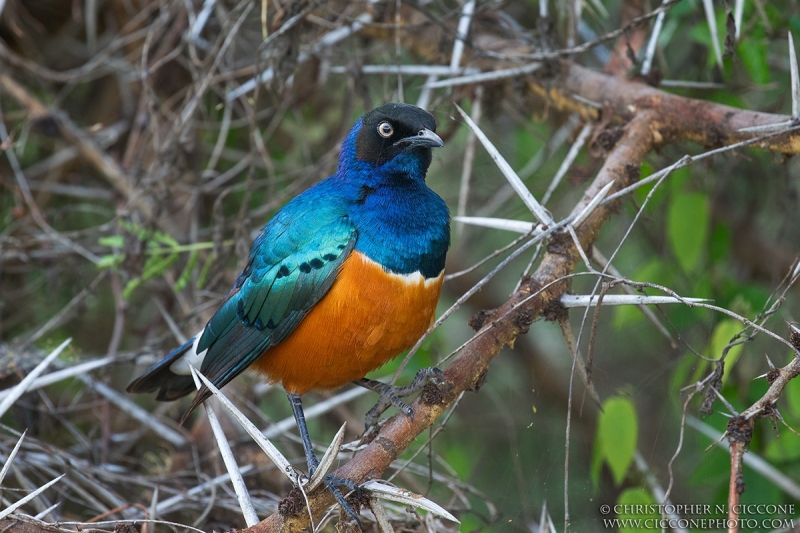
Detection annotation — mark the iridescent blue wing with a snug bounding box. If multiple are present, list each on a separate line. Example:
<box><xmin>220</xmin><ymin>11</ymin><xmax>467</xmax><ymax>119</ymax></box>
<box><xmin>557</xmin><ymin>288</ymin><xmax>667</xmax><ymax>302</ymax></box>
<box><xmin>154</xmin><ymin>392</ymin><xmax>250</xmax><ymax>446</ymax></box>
<box><xmin>187</xmin><ymin>214</ymin><xmax>356</xmax><ymax>410</ymax></box>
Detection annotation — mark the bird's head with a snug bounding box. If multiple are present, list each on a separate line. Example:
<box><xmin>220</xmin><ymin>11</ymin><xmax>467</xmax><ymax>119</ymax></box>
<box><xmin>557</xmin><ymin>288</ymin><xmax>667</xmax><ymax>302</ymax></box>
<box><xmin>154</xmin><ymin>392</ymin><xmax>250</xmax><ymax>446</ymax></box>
<box><xmin>338</xmin><ymin>103</ymin><xmax>443</xmax><ymax>179</ymax></box>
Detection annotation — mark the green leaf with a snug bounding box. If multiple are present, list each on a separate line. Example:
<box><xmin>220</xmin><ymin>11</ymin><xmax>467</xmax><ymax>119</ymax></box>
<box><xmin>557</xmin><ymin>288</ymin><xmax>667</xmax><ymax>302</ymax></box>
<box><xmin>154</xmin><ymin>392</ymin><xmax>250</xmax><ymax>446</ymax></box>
<box><xmin>709</xmin><ymin>223</ymin><xmax>731</xmax><ymax>264</ymax></box>
<box><xmin>737</xmin><ymin>38</ymin><xmax>770</xmax><ymax>85</ymax></box>
<box><xmin>96</xmin><ymin>254</ymin><xmax>122</xmax><ymax>270</ymax></box>
<box><xmin>142</xmin><ymin>252</ymin><xmax>179</xmax><ymax>280</ymax></box>
<box><xmin>197</xmin><ymin>252</ymin><xmax>215</xmax><ymax>289</ymax></box>
<box><xmin>591</xmin><ymin>434</ymin><xmax>603</xmax><ymax>486</ymax></box>
<box><xmin>516</xmin><ymin>127</ymin><xmax>543</xmax><ymax>169</ymax></box>
<box><xmin>98</xmin><ymin>235</ymin><xmax>124</xmax><ymax>248</ymax></box>
<box><xmin>152</xmin><ymin>229</ymin><xmax>180</xmax><ymax>248</ymax></box>
<box><xmin>120</xmin><ymin>220</ymin><xmax>149</xmax><ymax>240</ymax></box>
<box><xmin>757</xmin><ymin>433</ymin><xmax>799</xmax><ymax>476</ymax></box>
<box><xmin>708</xmin><ymin>319</ymin><xmax>744</xmax><ymax>384</ymax></box>
<box><xmin>617</xmin><ymin>489</ymin><xmax>658</xmax><ymax>533</ymax></box>
<box><xmin>174</xmin><ymin>250</ymin><xmax>199</xmax><ymax>292</ymax></box>
<box><xmin>443</xmin><ymin>443</ymin><xmax>475</xmax><ymax>479</ymax></box>
<box><xmin>597</xmin><ymin>396</ymin><xmax>638</xmax><ymax>485</ymax></box>
<box><xmin>667</xmin><ymin>191</ymin><xmax>709</xmax><ymax>273</ymax></box>
<box><xmin>123</xmin><ymin>278</ymin><xmax>142</xmax><ymax>300</ymax></box>
<box><xmin>785</xmin><ymin>376</ymin><xmax>800</xmax><ymax>421</ymax></box>
<box><xmin>666</xmin><ymin>166</ymin><xmax>691</xmax><ymax>194</ymax></box>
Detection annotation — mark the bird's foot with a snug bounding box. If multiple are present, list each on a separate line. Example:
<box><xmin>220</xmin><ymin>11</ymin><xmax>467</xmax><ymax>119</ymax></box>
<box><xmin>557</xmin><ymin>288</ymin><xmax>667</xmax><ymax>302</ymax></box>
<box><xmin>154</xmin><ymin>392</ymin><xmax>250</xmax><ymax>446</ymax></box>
<box><xmin>320</xmin><ymin>474</ymin><xmax>362</xmax><ymax>527</ymax></box>
<box><xmin>356</xmin><ymin>367</ymin><xmax>445</xmax><ymax>429</ymax></box>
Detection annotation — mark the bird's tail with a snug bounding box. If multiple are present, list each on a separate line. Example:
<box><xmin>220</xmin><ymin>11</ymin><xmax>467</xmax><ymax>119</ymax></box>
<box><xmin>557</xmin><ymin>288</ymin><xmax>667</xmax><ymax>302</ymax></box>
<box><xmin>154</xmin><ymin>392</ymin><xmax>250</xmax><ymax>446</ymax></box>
<box><xmin>127</xmin><ymin>337</ymin><xmax>197</xmax><ymax>401</ymax></box>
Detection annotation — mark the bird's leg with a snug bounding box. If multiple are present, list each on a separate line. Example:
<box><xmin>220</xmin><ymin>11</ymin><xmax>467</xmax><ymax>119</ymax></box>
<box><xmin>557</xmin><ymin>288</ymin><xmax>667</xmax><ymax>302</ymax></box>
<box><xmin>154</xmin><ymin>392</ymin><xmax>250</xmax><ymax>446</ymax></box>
<box><xmin>355</xmin><ymin>367</ymin><xmax>445</xmax><ymax>429</ymax></box>
<box><xmin>287</xmin><ymin>393</ymin><xmax>320</xmax><ymax>474</ymax></box>
<box><xmin>286</xmin><ymin>393</ymin><xmax>362</xmax><ymax>525</ymax></box>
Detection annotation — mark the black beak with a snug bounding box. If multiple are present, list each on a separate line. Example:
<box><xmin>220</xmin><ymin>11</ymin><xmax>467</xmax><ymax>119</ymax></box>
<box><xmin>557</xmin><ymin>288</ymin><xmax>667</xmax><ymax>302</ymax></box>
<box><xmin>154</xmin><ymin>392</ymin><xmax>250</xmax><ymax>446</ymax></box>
<box><xmin>394</xmin><ymin>128</ymin><xmax>444</xmax><ymax>148</ymax></box>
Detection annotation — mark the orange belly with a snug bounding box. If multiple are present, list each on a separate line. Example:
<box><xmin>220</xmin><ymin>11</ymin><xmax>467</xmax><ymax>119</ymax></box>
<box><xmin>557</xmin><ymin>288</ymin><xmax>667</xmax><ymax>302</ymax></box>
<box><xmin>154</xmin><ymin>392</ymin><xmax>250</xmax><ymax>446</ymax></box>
<box><xmin>250</xmin><ymin>251</ymin><xmax>443</xmax><ymax>394</ymax></box>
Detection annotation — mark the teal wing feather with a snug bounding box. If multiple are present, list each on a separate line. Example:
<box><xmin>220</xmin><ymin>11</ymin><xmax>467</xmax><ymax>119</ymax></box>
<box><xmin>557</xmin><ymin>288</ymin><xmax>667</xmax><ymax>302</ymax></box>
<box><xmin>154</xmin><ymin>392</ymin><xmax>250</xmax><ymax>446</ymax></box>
<box><xmin>188</xmin><ymin>214</ymin><xmax>356</xmax><ymax>410</ymax></box>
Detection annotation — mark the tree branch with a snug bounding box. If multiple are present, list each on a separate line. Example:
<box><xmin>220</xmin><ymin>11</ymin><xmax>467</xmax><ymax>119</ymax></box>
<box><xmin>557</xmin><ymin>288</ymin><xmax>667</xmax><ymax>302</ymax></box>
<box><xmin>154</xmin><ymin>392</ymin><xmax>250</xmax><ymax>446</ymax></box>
<box><xmin>239</xmin><ymin>108</ymin><xmax>658</xmax><ymax>533</ymax></box>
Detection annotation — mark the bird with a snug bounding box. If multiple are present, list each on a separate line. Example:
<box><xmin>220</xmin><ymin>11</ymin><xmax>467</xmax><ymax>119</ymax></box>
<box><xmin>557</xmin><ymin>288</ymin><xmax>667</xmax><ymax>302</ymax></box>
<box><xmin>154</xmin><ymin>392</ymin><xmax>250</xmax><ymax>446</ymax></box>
<box><xmin>127</xmin><ymin>102</ymin><xmax>450</xmax><ymax>523</ymax></box>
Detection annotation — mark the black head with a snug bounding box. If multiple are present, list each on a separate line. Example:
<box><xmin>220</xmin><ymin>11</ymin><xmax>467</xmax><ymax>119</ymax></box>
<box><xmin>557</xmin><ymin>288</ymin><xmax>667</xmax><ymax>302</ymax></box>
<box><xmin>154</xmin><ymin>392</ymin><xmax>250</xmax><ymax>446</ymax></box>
<box><xmin>354</xmin><ymin>103</ymin><xmax>443</xmax><ymax>166</ymax></box>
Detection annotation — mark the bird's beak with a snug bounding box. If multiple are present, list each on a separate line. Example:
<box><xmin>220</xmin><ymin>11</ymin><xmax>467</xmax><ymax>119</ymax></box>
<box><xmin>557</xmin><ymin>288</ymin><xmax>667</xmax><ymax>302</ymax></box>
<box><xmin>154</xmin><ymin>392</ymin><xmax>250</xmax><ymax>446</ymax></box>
<box><xmin>394</xmin><ymin>128</ymin><xmax>444</xmax><ymax>148</ymax></box>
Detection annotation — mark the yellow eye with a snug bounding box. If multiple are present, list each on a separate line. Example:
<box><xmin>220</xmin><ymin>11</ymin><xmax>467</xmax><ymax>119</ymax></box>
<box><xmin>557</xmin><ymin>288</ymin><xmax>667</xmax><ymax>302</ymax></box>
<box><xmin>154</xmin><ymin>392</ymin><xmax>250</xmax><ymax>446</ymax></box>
<box><xmin>377</xmin><ymin>121</ymin><xmax>394</xmax><ymax>138</ymax></box>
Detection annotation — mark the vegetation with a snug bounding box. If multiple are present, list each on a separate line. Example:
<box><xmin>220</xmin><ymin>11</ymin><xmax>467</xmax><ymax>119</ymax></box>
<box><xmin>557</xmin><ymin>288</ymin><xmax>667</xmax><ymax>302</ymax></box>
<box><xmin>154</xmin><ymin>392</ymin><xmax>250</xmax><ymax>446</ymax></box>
<box><xmin>2</xmin><ymin>0</ymin><xmax>800</xmax><ymax>532</ymax></box>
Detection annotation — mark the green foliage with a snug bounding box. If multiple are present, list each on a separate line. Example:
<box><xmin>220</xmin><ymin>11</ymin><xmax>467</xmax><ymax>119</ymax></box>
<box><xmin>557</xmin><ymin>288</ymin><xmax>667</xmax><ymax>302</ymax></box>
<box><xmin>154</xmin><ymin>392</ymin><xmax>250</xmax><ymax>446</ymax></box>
<box><xmin>616</xmin><ymin>489</ymin><xmax>659</xmax><ymax>533</ymax></box>
<box><xmin>96</xmin><ymin>221</ymin><xmax>220</xmax><ymax>299</ymax></box>
<box><xmin>689</xmin><ymin>447</ymin><xmax>730</xmax><ymax>488</ymax></box>
<box><xmin>708</xmin><ymin>319</ymin><xmax>745</xmax><ymax>384</ymax></box>
<box><xmin>765</xmin><ymin>428</ymin><xmax>800</xmax><ymax>462</ymax></box>
<box><xmin>737</xmin><ymin>35</ymin><xmax>770</xmax><ymax>85</ymax></box>
<box><xmin>442</xmin><ymin>441</ymin><xmax>475</xmax><ymax>479</ymax></box>
<box><xmin>667</xmin><ymin>191</ymin><xmax>710</xmax><ymax>273</ymax></box>
<box><xmin>595</xmin><ymin>396</ymin><xmax>638</xmax><ymax>485</ymax></box>
<box><xmin>786</xmin><ymin>377</ymin><xmax>800</xmax><ymax>419</ymax></box>
<box><xmin>709</xmin><ymin>222</ymin><xmax>731</xmax><ymax>264</ymax></box>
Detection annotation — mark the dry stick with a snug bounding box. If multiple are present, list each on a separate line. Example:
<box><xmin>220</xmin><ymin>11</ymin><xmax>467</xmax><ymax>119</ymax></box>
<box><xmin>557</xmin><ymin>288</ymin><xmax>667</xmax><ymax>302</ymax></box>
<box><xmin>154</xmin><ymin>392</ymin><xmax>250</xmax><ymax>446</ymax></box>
<box><xmin>568</xmin><ymin>126</ymin><xmax>800</xmax><ymax>388</ymax></box>
<box><xmin>486</xmin><ymin>130</ymin><xmax>794</xmax><ymax>530</ymax></box>
<box><xmin>227</xmin><ymin>15</ymin><xmax>800</xmax><ymax>533</ymax></box>
<box><xmin>0</xmin><ymin>103</ymin><xmax>103</xmax><ymax>265</ymax></box>
<box><xmin>728</xmin><ymin>438</ymin><xmax>745</xmax><ymax>533</ymax></box>
<box><xmin>175</xmin><ymin>3</ymin><xmax>254</xmax><ymax>137</ymax></box>
<box><xmin>188</xmin><ymin>368</ymin><xmax>259</xmax><ymax>528</ymax></box>
<box><xmin>0</xmin><ymin>0</ymin><xmax>160</xmax><ymax>84</ymax></box>
<box><xmin>455</xmin><ymin>87</ymin><xmax>483</xmax><ymax>236</ymax></box>
<box><xmin>0</xmin><ymin>75</ymin><xmax>137</xmax><ymax>205</ymax></box>
<box><xmin>394</xmin><ymin>0</ymin><xmax>404</xmax><ymax>102</ymax></box>
<box><xmin>560</xmin><ymin>112</ymin><xmax>656</xmax><ymax>531</ymax></box>
<box><xmin>378</xmin><ymin>6</ymin><xmax>799</xmax><ymax>148</ymax></box>
<box><xmin>701</xmin><ymin>0</ymin><xmax>723</xmax><ymax>70</ymax></box>
<box><xmin>228</xmin><ymin>4</ymin><xmax>378</xmax><ymax>101</ymax></box>
<box><xmin>557</xmin><ymin>315</ymin><xmax>602</xmax><ymax>408</ymax></box>
<box><xmin>541</xmin><ymin>123</ymin><xmax>592</xmax><ymax>205</ymax></box>
<box><xmin>641</xmin><ymin>0</ymin><xmax>672</xmax><ymax>75</ymax></box>
<box><xmin>237</xmin><ymin>112</ymin><xmax>652</xmax><ymax>533</ymax></box>
<box><xmin>396</xmin><ymin>123</ymin><xmax>794</xmax><ymax>445</ymax></box>
<box><xmin>77</xmin><ymin>375</ymin><xmax>187</xmax><ymax>447</ymax></box>
<box><xmin>0</xmin><ymin>340</ymin><xmax>70</xmax><ymax>419</ymax></box>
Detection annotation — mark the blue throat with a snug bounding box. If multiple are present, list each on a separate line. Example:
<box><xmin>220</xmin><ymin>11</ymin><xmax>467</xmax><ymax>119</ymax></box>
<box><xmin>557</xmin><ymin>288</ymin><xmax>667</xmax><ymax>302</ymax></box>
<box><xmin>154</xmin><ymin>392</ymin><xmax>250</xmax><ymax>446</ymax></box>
<box><xmin>335</xmin><ymin>121</ymin><xmax>450</xmax><ymax>278</ymax></box>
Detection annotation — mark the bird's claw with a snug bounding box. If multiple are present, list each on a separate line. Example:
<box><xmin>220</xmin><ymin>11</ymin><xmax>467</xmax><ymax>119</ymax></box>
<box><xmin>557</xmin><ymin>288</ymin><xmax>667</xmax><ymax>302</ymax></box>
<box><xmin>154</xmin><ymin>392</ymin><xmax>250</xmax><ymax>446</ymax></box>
<box><xmin>356</xmin><ymin>367</ymin><xmax>445</xmax><ymax>429</ymax></box>
<box><xmin>323</xmin><ymin>474</ymin><xmax>363</xmax><ymax>527</ymax></box>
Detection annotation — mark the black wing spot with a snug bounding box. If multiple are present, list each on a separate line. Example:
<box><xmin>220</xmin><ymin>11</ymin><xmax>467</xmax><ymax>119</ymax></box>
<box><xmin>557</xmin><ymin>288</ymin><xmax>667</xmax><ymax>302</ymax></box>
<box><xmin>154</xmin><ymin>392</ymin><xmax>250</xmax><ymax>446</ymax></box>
<box><xmin>309</xmin><ymin>258</ymin><xmax>325</xmax><ymax>269</ymax></box>
<box><xmin>267</xmin><ymin>319</ymin><xmax>277</xmax><ymax>329</ymax></box>
<box><xmin>323</xmin><ymin>253</ymin><xmax>337</xmax><ymax>261</ymax></box>
<box><xmin>276</xmin><ymin>265</ymin><xmax>290</xmax><ymax>279</ymax></box>
<box><xmin>254</xmin><ymin>317</ymin><xmax>264</xmax><ymax>330</ymax></box>
<box><xmin>241</xmin><ymin>316</ymin><xmax>251</xmax><ymax>327</ymax></box>
<box><xmin>237</xmin><ymin>300</ymin><xmax>245</xmax><ymax>318</ymax></box>
<box><xmin>337</xmin><ymin>244</ymin><xmax>347</xmax><ymax>250</ymax></box>
<box><xmin>299</xmin><ymin>262</ymin><xmax>312</xmax><ymax>273</ymax></box>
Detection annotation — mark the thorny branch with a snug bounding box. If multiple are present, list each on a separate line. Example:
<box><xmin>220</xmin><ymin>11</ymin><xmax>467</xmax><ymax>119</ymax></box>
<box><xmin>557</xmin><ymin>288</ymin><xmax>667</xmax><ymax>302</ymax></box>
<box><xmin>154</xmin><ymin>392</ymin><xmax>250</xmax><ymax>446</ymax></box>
<box><xmin>2</xmin><ymin>0</ymin><xmax>800</xmax><ymax>531</ymax></box>
<box><xmin>235</xmin><ymin>5</ymin><xmax>800</xmax><ymax>532</ymax></box>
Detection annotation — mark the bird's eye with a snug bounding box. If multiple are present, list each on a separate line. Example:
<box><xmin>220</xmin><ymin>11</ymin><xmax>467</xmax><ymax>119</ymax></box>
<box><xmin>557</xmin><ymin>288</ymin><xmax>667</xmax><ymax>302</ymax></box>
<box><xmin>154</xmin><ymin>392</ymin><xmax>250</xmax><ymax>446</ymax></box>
<box><xmin>377</xmin><ymin>122</ymin><xmax>394</xmax><ymax>138</ymax></box>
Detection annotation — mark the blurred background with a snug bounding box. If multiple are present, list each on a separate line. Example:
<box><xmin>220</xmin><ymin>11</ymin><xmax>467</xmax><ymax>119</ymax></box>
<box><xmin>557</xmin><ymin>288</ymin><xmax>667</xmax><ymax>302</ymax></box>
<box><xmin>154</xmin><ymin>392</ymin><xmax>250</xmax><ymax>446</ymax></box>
<box><xmin>1</xmin><ymin>0</ymin><xmax>800</xmax><ymax>531</ymax></box>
